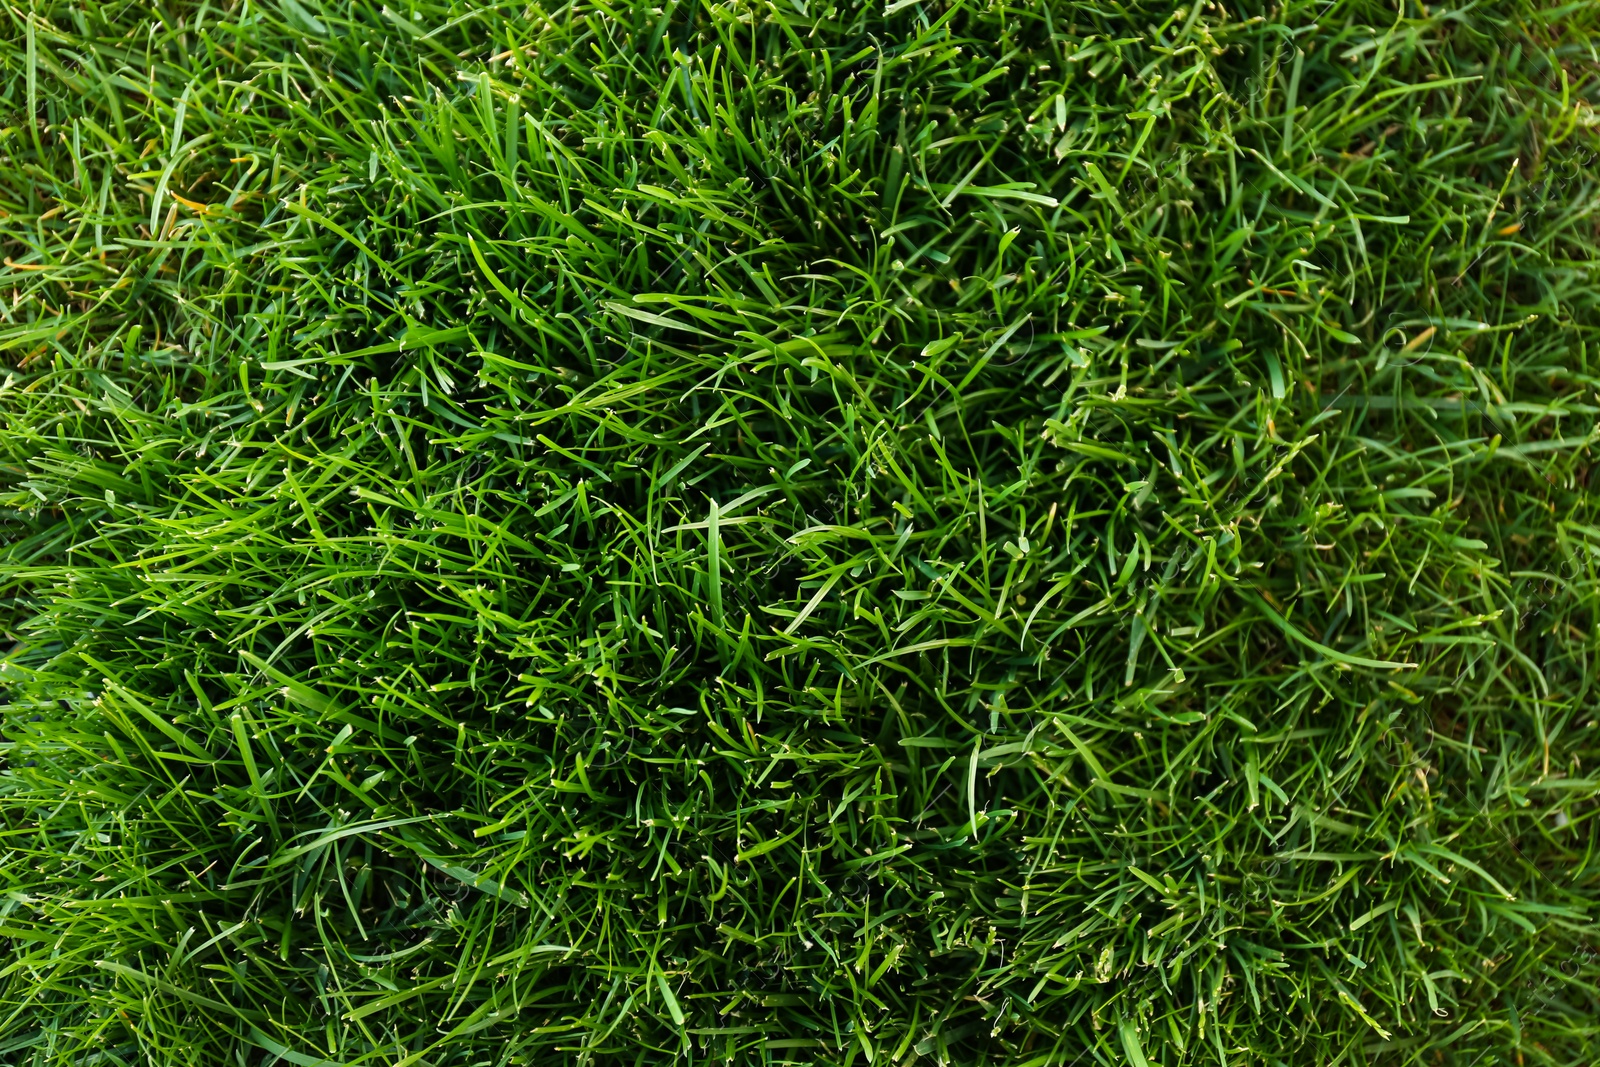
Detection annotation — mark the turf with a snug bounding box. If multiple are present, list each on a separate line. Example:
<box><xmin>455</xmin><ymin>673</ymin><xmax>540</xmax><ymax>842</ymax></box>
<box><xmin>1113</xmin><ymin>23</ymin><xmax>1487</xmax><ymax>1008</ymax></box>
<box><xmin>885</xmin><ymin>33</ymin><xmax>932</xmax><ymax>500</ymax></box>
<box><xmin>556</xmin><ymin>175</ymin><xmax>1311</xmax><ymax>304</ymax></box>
<box><xmin>2</xmin><ymin>0</ymin><xmax>1600</xmax><ymax>1064</ymax></box>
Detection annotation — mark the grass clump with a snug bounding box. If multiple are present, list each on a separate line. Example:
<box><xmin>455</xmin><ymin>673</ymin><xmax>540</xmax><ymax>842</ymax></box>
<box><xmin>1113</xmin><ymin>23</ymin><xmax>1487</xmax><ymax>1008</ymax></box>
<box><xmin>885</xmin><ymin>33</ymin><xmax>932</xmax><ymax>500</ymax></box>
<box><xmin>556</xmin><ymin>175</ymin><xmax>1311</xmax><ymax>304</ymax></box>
<box><xmin>3</xmin><ymin>0</ymin><xmax>1600</xmax><ymax>1064</ymax></box>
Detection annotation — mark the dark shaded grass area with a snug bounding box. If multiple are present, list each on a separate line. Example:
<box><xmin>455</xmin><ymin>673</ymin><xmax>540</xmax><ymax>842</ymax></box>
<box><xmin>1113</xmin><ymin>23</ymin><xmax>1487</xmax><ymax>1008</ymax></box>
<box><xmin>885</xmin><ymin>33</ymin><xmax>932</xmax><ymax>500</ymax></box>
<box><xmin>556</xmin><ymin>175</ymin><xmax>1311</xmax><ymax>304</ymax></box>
<box><xmin>2</xmin><ymin>0</ymin><xmax>1599</xmax><ymax>1064</ymax></box>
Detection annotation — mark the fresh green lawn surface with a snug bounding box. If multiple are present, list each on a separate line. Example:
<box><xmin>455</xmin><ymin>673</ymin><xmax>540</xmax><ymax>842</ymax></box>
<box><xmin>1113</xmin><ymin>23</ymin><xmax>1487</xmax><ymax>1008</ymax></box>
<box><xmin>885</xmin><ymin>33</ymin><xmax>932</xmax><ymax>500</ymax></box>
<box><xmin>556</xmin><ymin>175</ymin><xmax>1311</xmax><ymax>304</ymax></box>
<box><xmin>3</xmin><ymin>0</ymin><xmax>1600</xmax><ymax>1064</ymax></box>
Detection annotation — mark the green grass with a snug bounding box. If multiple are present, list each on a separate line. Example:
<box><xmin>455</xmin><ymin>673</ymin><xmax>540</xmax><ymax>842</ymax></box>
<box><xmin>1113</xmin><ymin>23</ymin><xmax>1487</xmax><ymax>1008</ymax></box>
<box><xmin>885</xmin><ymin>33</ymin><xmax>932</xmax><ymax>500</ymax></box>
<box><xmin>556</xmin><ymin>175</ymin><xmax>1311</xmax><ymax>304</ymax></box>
<box><xmin>3</xmin><ymin>0</ymin><xmax>1600</xmax><ymax>1063</ymax></box>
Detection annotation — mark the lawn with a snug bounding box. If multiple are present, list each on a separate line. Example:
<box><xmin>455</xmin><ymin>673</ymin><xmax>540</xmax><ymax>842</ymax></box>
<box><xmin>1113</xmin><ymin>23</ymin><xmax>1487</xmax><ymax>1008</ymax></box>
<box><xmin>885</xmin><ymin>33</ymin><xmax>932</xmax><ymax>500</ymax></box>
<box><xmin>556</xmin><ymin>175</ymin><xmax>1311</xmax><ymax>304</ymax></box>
<box><xmin>2</xmin><ymin>0</ymin><xmax>1599</xmax><ymax>1064</ymax></box>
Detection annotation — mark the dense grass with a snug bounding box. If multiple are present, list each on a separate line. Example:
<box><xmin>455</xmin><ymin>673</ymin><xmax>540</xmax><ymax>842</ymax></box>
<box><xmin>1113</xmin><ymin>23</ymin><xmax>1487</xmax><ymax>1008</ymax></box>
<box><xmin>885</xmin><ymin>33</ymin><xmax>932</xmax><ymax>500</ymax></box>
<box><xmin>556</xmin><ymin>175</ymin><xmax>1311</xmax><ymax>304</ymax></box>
<box><xmin>3</xmin><ymin>0</ymin><xmax>1600</xmax><ymax>1064</ymax></box>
